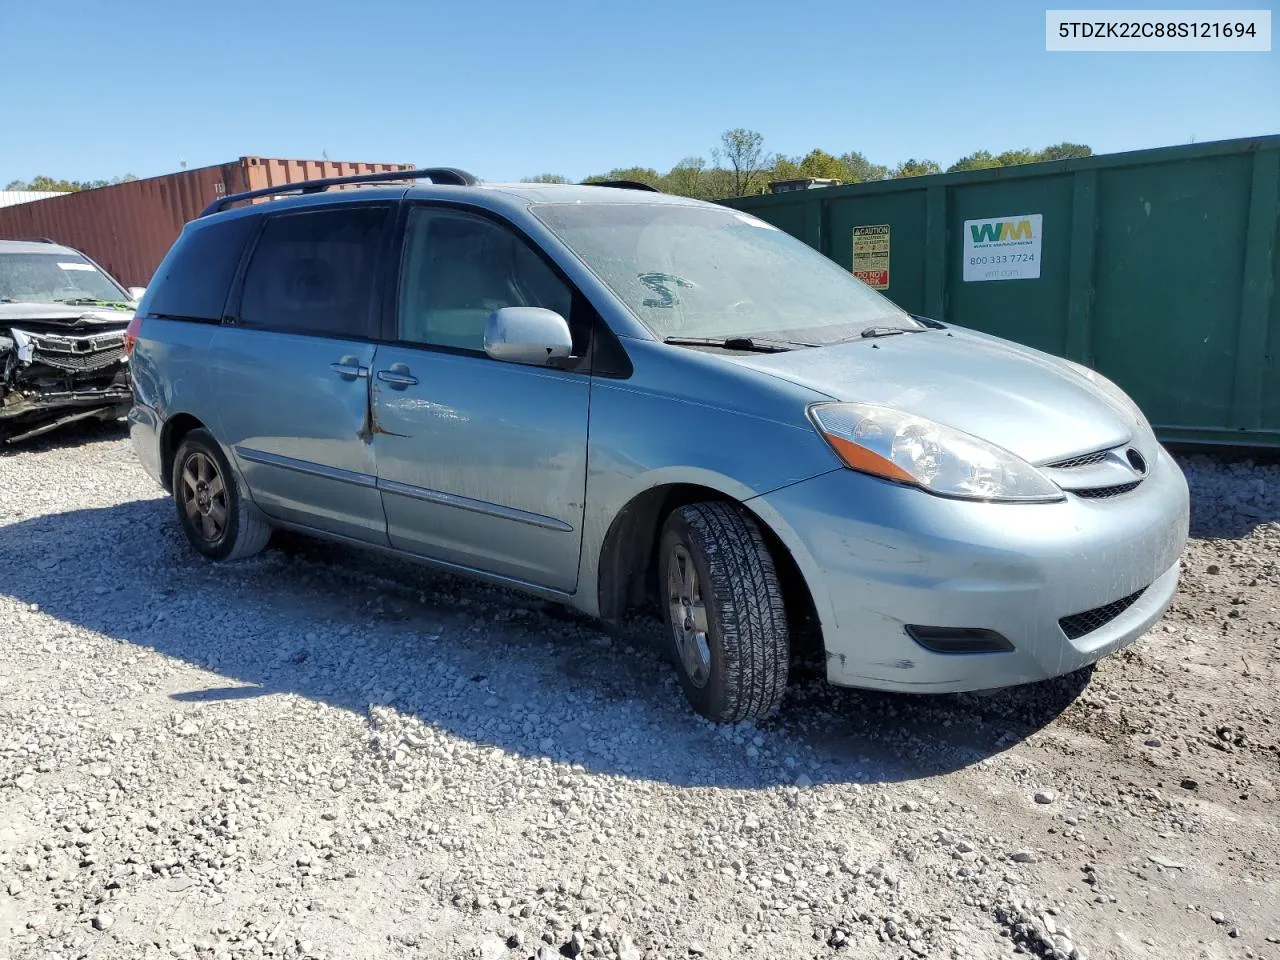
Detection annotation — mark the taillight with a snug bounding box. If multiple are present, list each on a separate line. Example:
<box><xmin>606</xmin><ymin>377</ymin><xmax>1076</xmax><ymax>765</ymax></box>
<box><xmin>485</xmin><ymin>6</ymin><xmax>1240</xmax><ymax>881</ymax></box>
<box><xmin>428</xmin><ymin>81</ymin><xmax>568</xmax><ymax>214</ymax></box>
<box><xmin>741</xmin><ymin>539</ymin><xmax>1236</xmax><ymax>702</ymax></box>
<box><xmin>123</xmin><ymin>314</ymin><xmax>143</xmax><ymax>357</ymax></box>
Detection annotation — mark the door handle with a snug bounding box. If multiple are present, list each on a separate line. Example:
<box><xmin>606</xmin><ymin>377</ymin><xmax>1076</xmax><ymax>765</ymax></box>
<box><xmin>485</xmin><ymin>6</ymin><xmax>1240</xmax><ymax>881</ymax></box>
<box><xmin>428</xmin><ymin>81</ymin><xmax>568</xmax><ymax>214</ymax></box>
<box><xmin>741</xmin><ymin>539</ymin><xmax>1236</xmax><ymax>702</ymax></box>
<box><xmin>330</xmin><ymin>356</ymin><xmax>368</xmax><ymax>380</ymax></box>
<box><xmin>376</xmin><ymin>364</ymin><xmax>418</xmax><ymax>389</ymax></box>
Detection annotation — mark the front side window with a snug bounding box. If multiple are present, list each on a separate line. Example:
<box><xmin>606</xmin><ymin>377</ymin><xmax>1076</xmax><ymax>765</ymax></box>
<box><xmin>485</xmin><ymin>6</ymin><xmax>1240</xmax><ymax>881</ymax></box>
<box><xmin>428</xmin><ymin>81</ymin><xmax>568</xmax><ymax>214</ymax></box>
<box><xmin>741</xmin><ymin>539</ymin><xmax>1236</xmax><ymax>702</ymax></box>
<box><xmin>531</xmin><ymin>202</ymin><xmax>918</xmax><ymax>345</ymax></box>
<box><xmin>396</xmin><ymin>207</ymin><xmax>572</xmax><ymax>351</ymax></box>
<box><xmin>0</xmin><ymin>251</ymin><xmax>129</xmax><ymax>307</ymax></box>
<box><xmin>238</xmin><ymin>206</ymin><xmax>388</xmax><ymax>338</ymax></box>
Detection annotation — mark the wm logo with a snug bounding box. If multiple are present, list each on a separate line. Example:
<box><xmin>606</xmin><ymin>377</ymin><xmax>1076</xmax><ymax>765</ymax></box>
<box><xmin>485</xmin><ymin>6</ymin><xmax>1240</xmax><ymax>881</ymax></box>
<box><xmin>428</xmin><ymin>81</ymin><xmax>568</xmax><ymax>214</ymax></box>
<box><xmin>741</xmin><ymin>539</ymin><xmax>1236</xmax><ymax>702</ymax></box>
<box><xmin>970</xmin><ymin>220</ymin><xmax>1034</xmax><ymax>242</ymax></box>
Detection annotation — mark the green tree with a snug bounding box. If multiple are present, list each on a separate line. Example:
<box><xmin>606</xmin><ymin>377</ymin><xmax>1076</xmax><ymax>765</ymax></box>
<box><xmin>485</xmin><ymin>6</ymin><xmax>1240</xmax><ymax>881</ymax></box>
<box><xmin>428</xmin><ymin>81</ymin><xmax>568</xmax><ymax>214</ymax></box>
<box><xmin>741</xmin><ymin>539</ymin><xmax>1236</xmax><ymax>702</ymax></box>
<box><xmin>583</xmin><ymin>166</ymin><xmax>663</xmax><ymax>188</ymax></box>
<box><xmin>890</xmin><ymin>158</ymin><xmax>942</xmax><ymax>179</ymax></box>
<box><xmin>25</xmin><ymin>176</ymin><xmax>80</xmax><ymax>191</ymax></box>
<box><xmin>699</xmin><ymin>166</ymin><xmax>738</xmax><ymax>201</ymax></box>
<box><xmin>714</xmin><ymin>128</ymin><xmax>769</xmax><ymax>196</ymax></box>
<box><xmin>948</xmin><ymin>150</ymin><xmax>1001</xmax><ymax>173</ymax></box>
<box><xmin>797</xmin><ymin>148</ymin><xmax>846</xmax><ymax>181</ymax></box>
<box><xmin>663</xmin><ymin>157</ymin><xmax>707</xmax><ymax>198</ymax></box>
<box><xmin>946</xmin><ymin>143</ymin><xmax>1093</xmax><ymax>172</ymax></box>
<box><xmin>768</xmin><ymin>156</ymin><xmax>804</xmax><ymax>182</ymax></box>
<box><xmin>995</xmin><ymin>148</ymin><xmax>1040</xmax><ymax>167</ymax></box>
<box><xmin>520</xmin><ymin>173</ymin><xmax>570</xmax><ymax>183</ymax></box>
<box><xmin>1038</xmin><ymin>142</ymin><xmax>1092</xmax><ymax>161</ymax></box>
<box><xmin>838</xmin><ymin>151</ymin><xmax>888</xmax><ymax>183</ymax></box>
<box><xmin>6</xmin><ymin>173</ymin><xmax>138</xmax><ymax>192</ymax></box>
<box><xmin>525</xmin><ymin>136</ymin><xmax>1093</xmax><ymax>202</ymax></box>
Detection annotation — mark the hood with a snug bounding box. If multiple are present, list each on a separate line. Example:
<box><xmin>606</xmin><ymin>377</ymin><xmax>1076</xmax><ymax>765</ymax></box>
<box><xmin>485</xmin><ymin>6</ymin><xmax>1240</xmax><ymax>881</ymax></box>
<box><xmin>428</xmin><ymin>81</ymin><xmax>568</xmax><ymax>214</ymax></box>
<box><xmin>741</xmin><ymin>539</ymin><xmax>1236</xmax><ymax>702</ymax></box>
<box><xmin>0</xmin><ymin>302</ymin><xmax>133</xmax><ymax>329</ymax></box>
<box><xmin>723</xmin><ymin>327</ymin><xmax>1134</xmax><ymax>464</ymax></box>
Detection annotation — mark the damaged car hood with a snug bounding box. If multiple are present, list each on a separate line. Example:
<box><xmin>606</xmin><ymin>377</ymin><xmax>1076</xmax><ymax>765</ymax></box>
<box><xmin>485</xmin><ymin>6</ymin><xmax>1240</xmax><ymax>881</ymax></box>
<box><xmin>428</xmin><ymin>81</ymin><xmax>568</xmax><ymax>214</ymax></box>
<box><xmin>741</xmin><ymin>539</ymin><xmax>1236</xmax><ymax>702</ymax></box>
<box><xmin>0</xmin><ymin>302</ymin><xmax>134</xmax><ymax>328</ymax></box>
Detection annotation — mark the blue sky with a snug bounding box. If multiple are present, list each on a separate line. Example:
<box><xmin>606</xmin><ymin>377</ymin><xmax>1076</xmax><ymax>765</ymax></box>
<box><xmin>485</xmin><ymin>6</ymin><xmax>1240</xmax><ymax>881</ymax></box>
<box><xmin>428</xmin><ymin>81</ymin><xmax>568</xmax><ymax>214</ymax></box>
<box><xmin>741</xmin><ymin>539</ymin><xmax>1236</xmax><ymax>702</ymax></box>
<box><xmin>3</xmin><ymin>0</ymin><xmax>1276</xmax><ymax>184</ymax></box>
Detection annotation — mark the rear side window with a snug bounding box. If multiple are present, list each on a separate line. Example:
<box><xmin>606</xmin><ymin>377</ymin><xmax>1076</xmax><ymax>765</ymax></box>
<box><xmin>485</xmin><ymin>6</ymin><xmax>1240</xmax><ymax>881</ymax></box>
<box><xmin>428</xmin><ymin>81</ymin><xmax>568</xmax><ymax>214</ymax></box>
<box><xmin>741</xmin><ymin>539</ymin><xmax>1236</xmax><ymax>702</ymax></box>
<box><xmin>147</xmin><ymin>215</ymin><xmax>259</xmax><ymax>321</ymax></box>
<box><xmin>238</xmin><ymin>206</ymin><xmax>388</xmax><ymax>338</ymax></box>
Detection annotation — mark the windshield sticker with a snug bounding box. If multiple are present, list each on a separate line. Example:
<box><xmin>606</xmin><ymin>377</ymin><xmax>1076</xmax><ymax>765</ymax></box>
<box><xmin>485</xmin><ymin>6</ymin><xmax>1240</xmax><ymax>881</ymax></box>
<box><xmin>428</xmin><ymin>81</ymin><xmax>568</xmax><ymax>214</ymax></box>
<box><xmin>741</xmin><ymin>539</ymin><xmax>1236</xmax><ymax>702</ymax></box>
<box><xmin>734</xmin><ymin>213</ymin><xmax>779</xmax><ymax>230</ymax></box>
<box><xmin>638</xmin><ymin>272</ymin><xmax>694</xmax><ymax>308</ymax></box>
<box><xmin>852</xmin><ymin>224</ymin><xmax>891</xmax><ymax>290</ymax></box>
<box><xmin>57</xmin><ymin>262</ymin><xmax>97</xmax><ymax>271</ymax></box>
<box><xmin>962</xmin><ymin>214</ymin><xmax>1042</xmax><ymax>282</ymax></box>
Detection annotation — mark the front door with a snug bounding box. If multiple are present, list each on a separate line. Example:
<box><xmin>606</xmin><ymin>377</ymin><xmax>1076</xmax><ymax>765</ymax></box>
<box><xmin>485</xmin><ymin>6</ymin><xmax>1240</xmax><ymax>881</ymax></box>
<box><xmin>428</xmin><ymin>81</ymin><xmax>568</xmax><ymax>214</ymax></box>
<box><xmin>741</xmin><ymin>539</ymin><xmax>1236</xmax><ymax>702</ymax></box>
<box><xmin>211</xmin><ymin>203</ymin><xmax>393</xmax><ymax>544</ymax></box>
<box><xmin>370</xmin><ymin>205</ymin><xmax>590</xmax><ymax>591</ymax></box>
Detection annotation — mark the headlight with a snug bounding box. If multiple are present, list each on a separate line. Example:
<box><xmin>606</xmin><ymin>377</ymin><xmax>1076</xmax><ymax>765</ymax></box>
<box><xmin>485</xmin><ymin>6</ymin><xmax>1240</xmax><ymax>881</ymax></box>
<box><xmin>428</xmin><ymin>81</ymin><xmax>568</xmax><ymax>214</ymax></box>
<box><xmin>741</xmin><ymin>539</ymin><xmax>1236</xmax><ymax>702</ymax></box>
<box><xmin>808</xmin><ymin>402</ymin><xmax>1064</xmax><ymax>503</ymax></box>
<box><xmin>1062</xmin><ymin>360</ymin><xmax>1153</xmax><ymax>436</ymax></box>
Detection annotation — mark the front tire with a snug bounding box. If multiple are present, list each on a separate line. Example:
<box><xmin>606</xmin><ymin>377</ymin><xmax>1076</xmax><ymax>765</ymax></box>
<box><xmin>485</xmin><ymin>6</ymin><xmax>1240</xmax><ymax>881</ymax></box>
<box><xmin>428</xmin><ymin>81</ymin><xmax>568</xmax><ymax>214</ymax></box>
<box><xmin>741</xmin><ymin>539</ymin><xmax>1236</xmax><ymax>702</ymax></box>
<box><xmin>171</xmin><ymin>428</ymin><xmax>271</xmax><ymax>561</ymax></box>
<box><xmin>658</xmin><ymin>502</ymin><xmax>790</xmax><ymax>722</ymax></box>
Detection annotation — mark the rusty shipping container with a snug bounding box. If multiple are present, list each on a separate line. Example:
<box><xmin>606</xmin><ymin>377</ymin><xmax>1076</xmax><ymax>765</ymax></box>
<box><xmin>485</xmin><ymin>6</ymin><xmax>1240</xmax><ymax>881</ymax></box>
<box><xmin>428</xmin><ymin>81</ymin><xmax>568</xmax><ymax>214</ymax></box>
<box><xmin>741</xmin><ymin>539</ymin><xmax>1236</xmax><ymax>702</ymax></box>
<box><xmin>0</xmin><ymin>157</ymin><xmax>415</xmax><ymax>287</ymax></box>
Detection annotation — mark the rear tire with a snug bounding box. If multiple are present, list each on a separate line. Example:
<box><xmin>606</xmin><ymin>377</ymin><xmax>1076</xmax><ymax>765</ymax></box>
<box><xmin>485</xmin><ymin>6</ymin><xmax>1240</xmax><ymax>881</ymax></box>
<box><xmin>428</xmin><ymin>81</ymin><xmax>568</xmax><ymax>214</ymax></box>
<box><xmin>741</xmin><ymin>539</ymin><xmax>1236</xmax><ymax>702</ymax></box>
<box><xmin>658</xmin><ymin>501</ymin><xmax>790</xmax><ymax>722</ymax></box>
<box><xmin>171</xmin><ymin>428</ymin><xmax>271</xmax><ymax>561</ymax></box>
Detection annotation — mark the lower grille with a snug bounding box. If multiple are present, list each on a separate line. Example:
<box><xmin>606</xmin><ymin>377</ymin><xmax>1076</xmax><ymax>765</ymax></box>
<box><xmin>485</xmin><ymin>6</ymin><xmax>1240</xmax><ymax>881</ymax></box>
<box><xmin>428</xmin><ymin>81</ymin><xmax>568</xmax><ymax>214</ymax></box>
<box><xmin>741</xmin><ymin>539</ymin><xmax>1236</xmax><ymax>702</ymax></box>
<box><xmin>1071</xmin><ymin>481</ymin><xmax>1141</xmax><ymax>499</ymax></box>
<box><xmin>1059</xmin><ymin>588</ymin><xmax>1146</xmax><ymax>640</ymax></box>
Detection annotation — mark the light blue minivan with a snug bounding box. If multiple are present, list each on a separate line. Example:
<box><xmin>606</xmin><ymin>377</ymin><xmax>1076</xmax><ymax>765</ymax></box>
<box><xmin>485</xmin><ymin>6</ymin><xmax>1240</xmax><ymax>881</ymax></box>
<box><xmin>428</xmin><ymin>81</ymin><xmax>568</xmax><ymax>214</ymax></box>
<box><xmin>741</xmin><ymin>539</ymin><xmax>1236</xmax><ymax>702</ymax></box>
<box><xmin>128</xmin><ymin>169</ymin><xmax>1189</xmax><ymax>722</ymax></box>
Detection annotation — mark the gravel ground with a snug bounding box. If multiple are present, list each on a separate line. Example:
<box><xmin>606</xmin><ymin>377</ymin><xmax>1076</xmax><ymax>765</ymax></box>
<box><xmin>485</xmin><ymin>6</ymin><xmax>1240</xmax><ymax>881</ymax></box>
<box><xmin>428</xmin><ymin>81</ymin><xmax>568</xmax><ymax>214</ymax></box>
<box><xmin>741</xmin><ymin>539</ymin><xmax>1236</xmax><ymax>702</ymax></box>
<box><xmin>1</xmin><ymin>423</ymin><xmax>1277</xmax><ymax>960</ymax></box>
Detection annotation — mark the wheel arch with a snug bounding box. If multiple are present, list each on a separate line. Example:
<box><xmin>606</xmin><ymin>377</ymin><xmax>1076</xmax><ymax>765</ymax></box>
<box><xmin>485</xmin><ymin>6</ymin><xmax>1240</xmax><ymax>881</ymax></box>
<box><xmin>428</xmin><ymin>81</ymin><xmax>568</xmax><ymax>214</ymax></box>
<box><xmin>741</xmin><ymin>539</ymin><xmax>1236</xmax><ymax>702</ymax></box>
<box><xmin>594</xmin><ymin>480</ymin><xmax>824</xmax><ymax>657</ymax></box>
<box><xmin>158</xmin><ymin>412</ymin><xmax>208</xmax><ymax>493</ymax></box>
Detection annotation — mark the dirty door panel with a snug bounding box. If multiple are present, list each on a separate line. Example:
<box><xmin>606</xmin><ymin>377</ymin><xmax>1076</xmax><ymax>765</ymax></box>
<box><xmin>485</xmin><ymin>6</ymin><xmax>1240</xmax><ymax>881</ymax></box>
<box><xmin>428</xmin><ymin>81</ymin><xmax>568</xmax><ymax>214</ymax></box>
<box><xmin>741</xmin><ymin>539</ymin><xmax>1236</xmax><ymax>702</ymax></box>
<box><xmin>211</xmin><ymin>330</ymin><xmax>383</xmax><ymax>543</ymax></box>
<box><xmin>371</xmin><ymin>350</ymin><xmax>589</xmax><ymax>589</ymax></box>
<box><xmin>211</xmin><ymin>204</ymin><xmax>392</xmax><ymax>545</ymax></box>
<box><xmin>370</xmin><ymin>204</ymin><xmax>589</xmax><ymax>591</ymax></box>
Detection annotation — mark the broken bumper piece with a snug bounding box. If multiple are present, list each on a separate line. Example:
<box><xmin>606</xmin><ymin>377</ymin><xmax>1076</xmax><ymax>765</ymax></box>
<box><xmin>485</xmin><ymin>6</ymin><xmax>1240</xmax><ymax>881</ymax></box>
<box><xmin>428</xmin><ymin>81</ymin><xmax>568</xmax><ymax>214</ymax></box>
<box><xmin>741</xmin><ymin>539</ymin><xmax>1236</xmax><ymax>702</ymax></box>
<box><xmin>1</xmin><ymin>326</ymin><xmax>131</xmax><ymax>442</ymax></box>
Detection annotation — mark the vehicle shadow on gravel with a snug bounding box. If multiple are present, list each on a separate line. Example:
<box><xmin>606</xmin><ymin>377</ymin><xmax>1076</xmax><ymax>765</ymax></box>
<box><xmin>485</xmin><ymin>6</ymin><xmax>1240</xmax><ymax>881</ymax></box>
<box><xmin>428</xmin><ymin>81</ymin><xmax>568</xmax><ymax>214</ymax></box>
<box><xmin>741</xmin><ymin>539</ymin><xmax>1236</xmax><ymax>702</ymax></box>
<box><xmin>3</xmin><ymin>499</ymin><xmax>1093</xmax><ymax>788</ymax></box>
<box><xmin>0</xmin><ymin>417</ymin><xmax>128</xmax><ymax>457</ymax></box>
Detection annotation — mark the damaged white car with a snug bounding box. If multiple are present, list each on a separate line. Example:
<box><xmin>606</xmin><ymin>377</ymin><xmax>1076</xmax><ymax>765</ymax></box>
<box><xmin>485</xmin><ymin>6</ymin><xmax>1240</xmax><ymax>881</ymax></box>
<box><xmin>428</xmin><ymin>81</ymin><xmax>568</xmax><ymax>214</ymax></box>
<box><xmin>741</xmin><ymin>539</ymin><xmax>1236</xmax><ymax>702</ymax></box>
<box><xmin>0</xmin><ymin>239</ymin><xmax>136</xmax><ymax>443</ymax></box>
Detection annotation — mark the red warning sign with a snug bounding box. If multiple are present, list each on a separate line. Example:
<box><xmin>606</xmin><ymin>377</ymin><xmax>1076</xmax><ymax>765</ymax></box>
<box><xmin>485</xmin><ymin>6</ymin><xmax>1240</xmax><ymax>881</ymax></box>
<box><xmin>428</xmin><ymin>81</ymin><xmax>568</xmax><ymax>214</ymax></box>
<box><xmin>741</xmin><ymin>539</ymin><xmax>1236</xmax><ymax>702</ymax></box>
<box><xmin>852</xmin><ymin>224</ymin><xmax>890</xmax><ymax>290</ymax></box>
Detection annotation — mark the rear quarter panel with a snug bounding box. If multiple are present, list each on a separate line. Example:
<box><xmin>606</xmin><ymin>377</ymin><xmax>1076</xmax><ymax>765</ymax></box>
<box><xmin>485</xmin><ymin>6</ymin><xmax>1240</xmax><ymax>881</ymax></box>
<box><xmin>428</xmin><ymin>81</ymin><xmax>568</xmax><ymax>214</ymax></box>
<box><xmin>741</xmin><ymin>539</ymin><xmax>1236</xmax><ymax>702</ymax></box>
<box><xmin>128</xmin><ymin>319</ymin><xmax>221</xmax><ymax>488</ymax></box>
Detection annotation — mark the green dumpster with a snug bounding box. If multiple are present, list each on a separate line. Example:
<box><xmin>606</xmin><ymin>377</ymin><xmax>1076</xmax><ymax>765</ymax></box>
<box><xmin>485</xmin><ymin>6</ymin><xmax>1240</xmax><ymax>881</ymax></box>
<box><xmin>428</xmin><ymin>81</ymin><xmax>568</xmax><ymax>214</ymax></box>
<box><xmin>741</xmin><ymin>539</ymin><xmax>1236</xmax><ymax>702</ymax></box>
<box><xmin>721</xmin><ymin>135</ymin><xmax>1280</xmax><ymax>448</ymax></box>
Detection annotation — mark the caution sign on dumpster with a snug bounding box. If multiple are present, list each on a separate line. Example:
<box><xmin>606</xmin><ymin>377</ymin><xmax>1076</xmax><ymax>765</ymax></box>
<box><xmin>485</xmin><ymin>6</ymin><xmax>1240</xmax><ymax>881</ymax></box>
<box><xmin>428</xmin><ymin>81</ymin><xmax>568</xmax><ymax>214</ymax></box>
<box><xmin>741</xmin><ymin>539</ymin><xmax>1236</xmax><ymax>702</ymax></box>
<box><xmin>852</xmin><ymin>225</ymin><xmax>890</xmax><ymax>289</ymax></box>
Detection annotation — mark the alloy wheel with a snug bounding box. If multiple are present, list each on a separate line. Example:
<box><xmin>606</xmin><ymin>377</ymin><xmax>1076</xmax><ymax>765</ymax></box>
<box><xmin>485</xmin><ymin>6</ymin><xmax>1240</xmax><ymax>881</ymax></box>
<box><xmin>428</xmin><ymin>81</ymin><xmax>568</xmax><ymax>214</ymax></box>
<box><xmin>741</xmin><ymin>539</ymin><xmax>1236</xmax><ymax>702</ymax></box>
<box><xmin>180</xmin><ymin>451</ymin><xmax>228</xmax><ymax>543</ymax></box>
<box><xmin>667</xmin><ymin>543</ymin><xmax>712</xmax><ymax>687</ymax></box>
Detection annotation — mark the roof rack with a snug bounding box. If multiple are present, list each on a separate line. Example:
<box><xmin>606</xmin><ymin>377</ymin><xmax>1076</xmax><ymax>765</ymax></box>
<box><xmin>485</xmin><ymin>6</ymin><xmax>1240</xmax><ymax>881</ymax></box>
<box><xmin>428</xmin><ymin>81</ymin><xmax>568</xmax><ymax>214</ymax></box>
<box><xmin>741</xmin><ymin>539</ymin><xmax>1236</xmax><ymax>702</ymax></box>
<box><xmin>587</xmin><ymin>180</ymin><xmax>661</xmax><ymax>193</ymax></box>
<box><xmin>200</xmin><ymin>167</ymin><xmax>478</xmax><ymax>218</ymax></box>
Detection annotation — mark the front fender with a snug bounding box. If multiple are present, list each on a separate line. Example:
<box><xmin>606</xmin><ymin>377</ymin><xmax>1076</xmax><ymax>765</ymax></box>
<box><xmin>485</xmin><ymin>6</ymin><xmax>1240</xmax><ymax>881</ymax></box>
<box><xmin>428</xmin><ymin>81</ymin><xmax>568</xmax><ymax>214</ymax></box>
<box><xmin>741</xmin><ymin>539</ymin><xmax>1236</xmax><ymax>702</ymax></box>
<box><xmin>573</xmin><ymin>353</ymin><xmax>839</xmax><ymax>617</ymax></box>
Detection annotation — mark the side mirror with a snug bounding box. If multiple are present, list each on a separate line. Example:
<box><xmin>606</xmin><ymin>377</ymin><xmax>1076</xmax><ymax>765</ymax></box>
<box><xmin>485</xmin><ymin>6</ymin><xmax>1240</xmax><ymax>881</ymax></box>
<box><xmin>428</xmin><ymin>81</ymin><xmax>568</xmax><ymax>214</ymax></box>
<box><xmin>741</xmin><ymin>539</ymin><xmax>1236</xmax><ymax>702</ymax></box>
<box><xmin>483</xmin><ymin>307</ymin><xmax>573</xmax><ymax>367</ymax></box>
<box><xmin>128</xmin><ymin>286</ymin><xmax>147</xmax><ymax>302</ymax></box>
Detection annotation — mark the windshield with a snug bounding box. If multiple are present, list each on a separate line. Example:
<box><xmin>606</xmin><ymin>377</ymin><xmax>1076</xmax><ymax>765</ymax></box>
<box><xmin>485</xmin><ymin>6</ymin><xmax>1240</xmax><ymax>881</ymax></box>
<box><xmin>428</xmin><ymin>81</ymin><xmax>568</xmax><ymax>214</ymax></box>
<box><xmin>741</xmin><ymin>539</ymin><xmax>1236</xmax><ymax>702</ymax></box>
<box><xmin>531</xmin><ymin>202</ymin><xmax>918</xmax><ymax>343</ymax></box>
<box><xmin>0</xmin><ymin>252</ymin><xmax>129</xmax><ymax>306</ymax></box>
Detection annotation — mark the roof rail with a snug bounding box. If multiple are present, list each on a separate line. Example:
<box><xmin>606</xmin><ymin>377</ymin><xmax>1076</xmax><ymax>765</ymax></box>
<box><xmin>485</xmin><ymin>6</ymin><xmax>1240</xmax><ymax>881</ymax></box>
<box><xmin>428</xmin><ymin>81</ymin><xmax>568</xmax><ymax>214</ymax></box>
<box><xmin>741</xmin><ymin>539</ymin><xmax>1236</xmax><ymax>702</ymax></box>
<box><xmin>200</xmin><ymin>167</ymin><xmax>478</xmax><ymax>218</ymax></box>
<box><xmin>586</xmin><ymin>180</ymin><xmax>661</xmax><ymax>193</ymax></box>
<box><xmin>18</xmin><ymin>236</ymin><xmax>57</xmax><ymax>243</ymax></box>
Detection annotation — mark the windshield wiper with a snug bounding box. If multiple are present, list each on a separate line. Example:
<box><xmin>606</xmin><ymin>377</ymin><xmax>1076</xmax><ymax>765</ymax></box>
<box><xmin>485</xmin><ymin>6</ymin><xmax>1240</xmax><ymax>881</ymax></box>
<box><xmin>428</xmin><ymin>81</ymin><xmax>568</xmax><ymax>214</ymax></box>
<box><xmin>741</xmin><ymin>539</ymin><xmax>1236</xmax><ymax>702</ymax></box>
<box><xmin>859</xmin><ymin>326</ymin><xmax>921</xmax><ymax>339</ymax></box>
<box><xmin>53</xmin><ymin>297</ymin><xmax>132</xmax><ymax>308</ymax></box>
<box><xmin>663</xmin><ymin>335</ymin><xmax>812</xmax><ymax>353</ymax></box>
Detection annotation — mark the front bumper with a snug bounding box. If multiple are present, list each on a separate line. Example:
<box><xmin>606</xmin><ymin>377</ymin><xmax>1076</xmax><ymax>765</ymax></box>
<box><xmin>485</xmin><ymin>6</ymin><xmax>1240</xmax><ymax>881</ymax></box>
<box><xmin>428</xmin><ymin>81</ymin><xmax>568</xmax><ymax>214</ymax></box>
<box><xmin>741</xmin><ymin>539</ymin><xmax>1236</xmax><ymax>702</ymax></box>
<box><xmin>748</xmin><ymin>447</ymin><xmax>1189</xmax><ymax>692</ymax></box>
<box><xmin>1</xmin><ymin>326</ymin><xmax>131</xmax><ymax>437</ymax></box>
